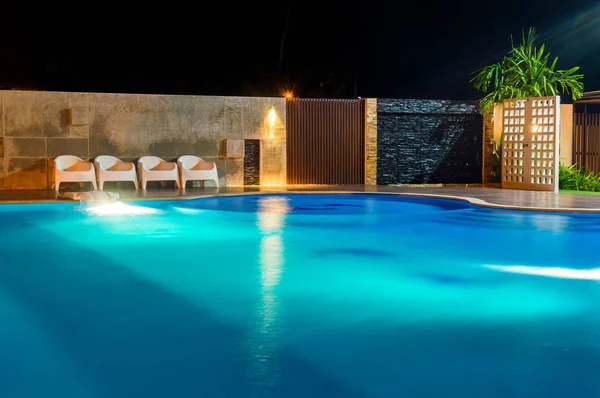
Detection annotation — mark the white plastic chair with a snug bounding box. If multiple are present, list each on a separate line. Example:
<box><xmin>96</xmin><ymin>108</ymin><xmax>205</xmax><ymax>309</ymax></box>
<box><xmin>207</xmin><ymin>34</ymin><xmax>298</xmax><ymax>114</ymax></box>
<box><xmin>94</xmin><ymin>155</ymin><xmax>138</xmax><ymax>190</ymax></box>
<box><xmin>177</xmin><ymin>155</ymin><xmax>220</xmax><ymax>188</ymax></box>
<box><xmin>137</xmin><ymin>156</ymin><xmax>180</xmax><ymax>190</ymax></box>
<box><xmin>54</xmin><ymin>155</ymin><xmax>97</xmax><ymax>192</ymax></box>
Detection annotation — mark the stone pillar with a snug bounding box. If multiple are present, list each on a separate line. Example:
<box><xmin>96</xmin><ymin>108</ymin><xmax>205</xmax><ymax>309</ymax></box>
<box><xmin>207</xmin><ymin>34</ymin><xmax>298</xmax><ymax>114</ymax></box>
<box><xmin>482</xmin><ymin>110</ymin><xmax>495</xmax><ymax>183</ymax></box>
<box><xmin>365</xmin><ymin>98</ymin><xmax>377</xmax><ymax>185</ymax></box>
<box><xmin>559</xmin><ymin>104</ymin><xmax>573</xmax><ymax>166</ymax></box>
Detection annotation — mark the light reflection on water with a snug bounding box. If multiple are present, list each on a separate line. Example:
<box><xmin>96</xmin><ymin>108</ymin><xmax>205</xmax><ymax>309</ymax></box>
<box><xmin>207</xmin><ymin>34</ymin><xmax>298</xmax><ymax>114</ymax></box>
<box><xmin>530</xmin><ymin>213</ymin><xmax>570</xmax><ymax>233</ymax></box>
<box><xmin>485</xmin><ymin>264</ymin><xmax>600</xmax><ymax>281</ymax></box>
<box><xmin>249</xmin><ymin>196</ymin><xmax>288</xmax><ymax>395</ymax></box>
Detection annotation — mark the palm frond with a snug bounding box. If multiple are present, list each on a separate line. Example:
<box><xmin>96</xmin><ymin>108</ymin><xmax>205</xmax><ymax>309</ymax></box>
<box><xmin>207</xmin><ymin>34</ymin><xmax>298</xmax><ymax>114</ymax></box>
<box><xmin>472</xmin><ymin>26</ymin><xmax>584</xmax><ymax>114</ymax></box>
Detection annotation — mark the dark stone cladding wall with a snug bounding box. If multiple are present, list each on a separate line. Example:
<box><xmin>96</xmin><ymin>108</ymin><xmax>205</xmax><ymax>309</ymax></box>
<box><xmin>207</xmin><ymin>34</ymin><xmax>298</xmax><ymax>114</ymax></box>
<box><xmin>243</xmin><ymin>139</ymin><xmax>260</xmax><ymax>185</ymax></box>
<box><xmin>377</xmin><ymin>99</ymin><xmax>483</xmax><ymax>185</ymax></box>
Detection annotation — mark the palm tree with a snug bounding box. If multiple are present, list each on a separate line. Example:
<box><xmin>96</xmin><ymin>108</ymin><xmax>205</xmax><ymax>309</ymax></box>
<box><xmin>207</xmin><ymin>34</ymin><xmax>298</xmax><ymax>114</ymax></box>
<box><xmin>471</xmin><ymin>27</ymin><xmax>584</xmax><ymax>114</ymax></box>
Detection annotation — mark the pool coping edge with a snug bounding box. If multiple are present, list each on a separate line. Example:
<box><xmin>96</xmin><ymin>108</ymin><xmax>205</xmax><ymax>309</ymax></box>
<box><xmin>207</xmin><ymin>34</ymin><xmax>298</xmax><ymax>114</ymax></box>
<box><xmin>1</xmin><ymin>190</ymin><xmax>599</xmax><ymax>213</ymax></box>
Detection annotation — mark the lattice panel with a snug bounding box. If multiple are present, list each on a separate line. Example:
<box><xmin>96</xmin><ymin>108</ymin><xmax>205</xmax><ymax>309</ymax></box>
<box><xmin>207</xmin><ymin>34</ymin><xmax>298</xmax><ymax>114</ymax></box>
<box><xmin>502</xmin><ymin>100</ymin><xmax>526</xmax><ymax>184</ymax></box>
<box><xmin>502</xmin><ymin>96</ymin><xmax>560</xmax><ymax>192</ymax></box>
<box><xmin>530</xmin><ymin>98</ymin><xmax>557</xmax><ymax>185</ymax></box>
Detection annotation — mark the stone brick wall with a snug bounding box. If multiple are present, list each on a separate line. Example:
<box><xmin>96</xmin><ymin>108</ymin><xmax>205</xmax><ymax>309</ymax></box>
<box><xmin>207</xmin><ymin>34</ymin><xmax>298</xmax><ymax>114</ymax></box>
<box><xmin>0</xmin><ymin>90</ymin><xmax>286</xmax><ymax>189</ymax></box>
<box><xmin>482</xmin><ymin>111</ymin><xmax>495</xmax><ymax>183</ymax></box>
<box><xmin>377</xmin><ymin>99</ymin><xmax>483</xmax><ymax>185</ymax></box>
<box><xmin>364</xmin><ymin>98</ymin><xmax>377</xmax><ymax>185</ymax></box>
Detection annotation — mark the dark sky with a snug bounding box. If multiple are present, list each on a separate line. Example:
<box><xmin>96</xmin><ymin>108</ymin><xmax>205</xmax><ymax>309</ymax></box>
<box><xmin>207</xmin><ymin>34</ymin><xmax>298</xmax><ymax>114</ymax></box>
<box><xmin>1</xmin><ymin>0</ymin><xmax>599</xmax><ymax>100</ymax></box>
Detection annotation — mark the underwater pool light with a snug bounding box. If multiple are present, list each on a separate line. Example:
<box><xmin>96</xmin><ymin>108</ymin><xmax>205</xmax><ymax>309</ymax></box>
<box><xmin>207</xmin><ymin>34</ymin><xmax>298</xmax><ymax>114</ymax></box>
<box><xmin>85</xmin><ymin>202</ymin><xmax>160</xmax><ymax>216</ymax></box>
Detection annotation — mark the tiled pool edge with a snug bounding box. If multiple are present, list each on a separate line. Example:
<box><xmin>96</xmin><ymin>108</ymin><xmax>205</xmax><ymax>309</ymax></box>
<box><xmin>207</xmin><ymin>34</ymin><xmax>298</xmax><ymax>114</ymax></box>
<box><xmin>171</xmin><ymin>191</ymin><xmax>600</xmax><ymax>213</ymax></box>
<box><xmin>2</xmin><ymin>188</ymin><xmax>600</xmax><ymax>213</ymax></box>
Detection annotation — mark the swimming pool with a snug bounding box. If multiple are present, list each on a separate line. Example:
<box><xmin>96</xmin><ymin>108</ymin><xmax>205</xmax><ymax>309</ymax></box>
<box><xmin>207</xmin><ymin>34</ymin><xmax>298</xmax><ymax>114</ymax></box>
<box><xmin>1</xmin><ymin>193</ymin><xmax>599</xmax><ymax>397</ymax></box>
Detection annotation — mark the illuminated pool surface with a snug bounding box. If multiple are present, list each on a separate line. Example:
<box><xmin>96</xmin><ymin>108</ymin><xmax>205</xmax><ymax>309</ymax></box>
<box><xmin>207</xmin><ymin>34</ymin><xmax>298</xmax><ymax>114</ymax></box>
<box><xmin>1</xmin><ymin>194</ymin><xmax>600</xmax><ymax>397</ymax></box>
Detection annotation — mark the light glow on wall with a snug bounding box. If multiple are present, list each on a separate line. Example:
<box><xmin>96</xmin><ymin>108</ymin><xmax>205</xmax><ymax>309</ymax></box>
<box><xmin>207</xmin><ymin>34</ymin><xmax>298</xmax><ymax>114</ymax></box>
<box><xmin>268</xmin><ymin>107</ymin><xmax>277</xmax><ymax>125</ymax></box>
<box><xmin>259</xmin><ymin>104</ymin><xmax>286</xmax><ymax>186</ymax></box>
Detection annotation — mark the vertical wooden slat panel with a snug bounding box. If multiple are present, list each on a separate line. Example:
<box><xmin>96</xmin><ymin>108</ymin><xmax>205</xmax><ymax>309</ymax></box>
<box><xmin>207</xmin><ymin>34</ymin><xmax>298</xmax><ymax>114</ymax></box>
<box><xmin>581</xmin><ymin>115</ymin><xmax>587</xmax><ymax>169</ymax></box>
<box><xmin>577</xmin><ymin>113</ymin><xmax>580</xmax><ymax>166</ymax></box>
<box><xmin>572</xmin><ymin>112</ymin><xmax>600</xmax><ymax>174</ymax></box>
<box><xmin>593</xmin><ymin>114</ymin><xmax>596</xmax><ymax>171</ymax></box>
<box><xmin>585</xmin><ymin>115</ymin><xmax>594</xmax><ymax>170</ymax></box>
<box><xmin>575</xmin><ymin>113</ymin><xmax>578</xmax><ymax>166</ymax></box>
<box><xmin>580</xmin><ymin>113</ymin><xmax>584</xmax><ymax>168</ymax></box>
<box><xmin>575</xmin><ymin>113</ymin><xmax>580</xmax><ymax>167</ymax></box>
<box><xmin>593</xmin><ymin>113</ymin><xmax>596</xmax><ymax>171</ymax></box>
<box><xmin>589</xmin><ymin>113</ymin><xmax>592</xmax><ymax>171</ymax></box>
<box><xmin>286</xmin><ymin>98</ymin><xmax>365</xmax><ymax>184</ymax></box>
<box><xmin>592</xmin><ymin>115</ymin><xmax>600</xmax><ymax>173</ymax></box>
<box><xmin>575</xmin><ymin>112</ymin><xmax>581</xmax><ymax>169</ymax></box>
<box><xmin>579</xmin><ymin>113</ymin><xmax>583</xmax><ymax>168</ymax></box>
<box><xmin>588</xmin><ymin>113</ymin><xmax>592</xmax><ymax>171</ymax></box>
<box><xmin>592</xmin><ymin>114</ymin><xmax>595</xmax><ymax>172</ymax></box>
<box><xmin>580</xmin><ymin>112</ymin><xmax>583</xmax><ymax>168</ymax></box>
<box><xmin>591</xmin><ymin>115</ymin><xmax>598</xmax><ymax>172</ymax></box>
<box><xmin>581</xmin><ymin>113</ymin><xmax>584</xmax><ymax>167</ymax></box>
<box><xmin>585</xmin><ymin>113</ymin><xmax>589</xmax><ymax>170</ymax></box>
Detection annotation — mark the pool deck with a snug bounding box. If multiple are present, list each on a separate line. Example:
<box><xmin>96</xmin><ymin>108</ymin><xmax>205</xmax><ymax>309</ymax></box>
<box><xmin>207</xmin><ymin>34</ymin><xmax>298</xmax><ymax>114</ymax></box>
<box><xmin>2</xmin><ymin>185</ymin><xmax>600</xmax><ymax>212</ymax></box>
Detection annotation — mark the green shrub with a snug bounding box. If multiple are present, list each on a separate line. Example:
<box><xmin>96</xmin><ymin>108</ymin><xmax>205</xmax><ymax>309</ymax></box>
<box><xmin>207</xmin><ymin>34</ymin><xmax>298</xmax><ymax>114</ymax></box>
<box><xmin>559</xmin><ymin>164</ymin><xmax>600</xmax><ymax>192</ymax></box>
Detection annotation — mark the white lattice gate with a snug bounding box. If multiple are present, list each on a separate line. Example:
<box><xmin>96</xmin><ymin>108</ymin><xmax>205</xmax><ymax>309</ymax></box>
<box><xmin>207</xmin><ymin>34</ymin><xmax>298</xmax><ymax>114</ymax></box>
<box><xmin>501</xmin><ymin>96</ymin><xmax>560</xmax><ymax>192</ymax></box>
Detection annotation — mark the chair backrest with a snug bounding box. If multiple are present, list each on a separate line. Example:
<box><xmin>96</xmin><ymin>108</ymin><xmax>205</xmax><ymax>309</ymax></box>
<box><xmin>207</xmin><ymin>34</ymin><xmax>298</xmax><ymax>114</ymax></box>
<box><xmin>55</xmin><ymin>155</ymin><xmax>85</xmax><ymax>171</ymax></box>
<box><xmin>94</xmin><ymin>155</ymin><xmax>120</xmax><ymax>169</ymax></box>
<box><xmin>138</xmin><ymin>156</ymin><xmax>165</xmax><ymax>170</ymax></box>
<box><xmin>178</xmin><ymin>155</ymin><xmax>202</xmax><ymax>169</ymax></box>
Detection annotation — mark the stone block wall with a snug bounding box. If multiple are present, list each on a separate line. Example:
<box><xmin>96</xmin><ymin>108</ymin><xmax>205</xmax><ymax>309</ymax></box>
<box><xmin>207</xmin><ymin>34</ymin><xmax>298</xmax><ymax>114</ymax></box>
<box><xmin>482</xmin><ymin>110</ymin><xmax>495</xmax><ymax>183</ymax></box>
<box><xmin>0</xmin><ymin>90</ymin><xmax>286</xmax><ymax>189</ymax></box>
<box><xmin>377</xmin><ymin>99</ymin><xmax>483</xmax><ymax>185</ymax></box>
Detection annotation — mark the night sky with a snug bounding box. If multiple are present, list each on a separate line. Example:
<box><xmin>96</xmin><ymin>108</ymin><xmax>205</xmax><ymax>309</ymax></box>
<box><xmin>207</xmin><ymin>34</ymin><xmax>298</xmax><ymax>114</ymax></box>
<box><xmin>1</xmin><ymin>0</ymin><xmax>599</xmax><ymax>100</ymax></box>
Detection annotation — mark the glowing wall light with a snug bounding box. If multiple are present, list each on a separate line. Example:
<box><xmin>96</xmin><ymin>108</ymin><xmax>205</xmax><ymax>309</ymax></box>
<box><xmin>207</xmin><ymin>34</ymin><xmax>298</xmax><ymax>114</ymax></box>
<box><xmin>268</xmin><ymin>107</ymin><xmax>277</xmax><ymax>125</ymax></box>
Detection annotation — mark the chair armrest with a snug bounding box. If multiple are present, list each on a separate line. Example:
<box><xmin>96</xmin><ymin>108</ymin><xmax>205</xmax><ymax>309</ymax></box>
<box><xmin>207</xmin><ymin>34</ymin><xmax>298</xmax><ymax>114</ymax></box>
<box><xmin>159</xmin><ymin>161</ymin><xmax>177</xmax><ymax>171</ymax></box>
<box><xmin>79</xmin><ymin>162</ymin><xmax>94</xmax><ymax>172</ymax></box>
<box><xmin>117</xmin><ymin>161</ymin><xmax>135</xmax><ymax>171</ymax></box>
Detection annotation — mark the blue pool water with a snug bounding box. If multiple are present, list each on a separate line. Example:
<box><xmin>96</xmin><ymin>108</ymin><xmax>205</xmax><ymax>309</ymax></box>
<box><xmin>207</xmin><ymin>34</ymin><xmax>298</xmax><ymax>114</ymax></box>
<box><xmin>1</xmin><ymin>193</ymin><xmax>600</xmax><ymax>397</ymax></box>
